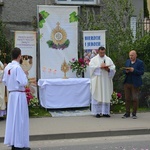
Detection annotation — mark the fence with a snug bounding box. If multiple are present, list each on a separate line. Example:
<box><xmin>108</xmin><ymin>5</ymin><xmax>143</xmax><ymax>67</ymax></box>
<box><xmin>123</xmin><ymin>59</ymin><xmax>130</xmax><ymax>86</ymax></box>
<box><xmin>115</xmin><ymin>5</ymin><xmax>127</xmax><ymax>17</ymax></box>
<box><xmin>137</xmin><ymin>18</ymin><xmax>150</xmax><ymax>37</ymax></box>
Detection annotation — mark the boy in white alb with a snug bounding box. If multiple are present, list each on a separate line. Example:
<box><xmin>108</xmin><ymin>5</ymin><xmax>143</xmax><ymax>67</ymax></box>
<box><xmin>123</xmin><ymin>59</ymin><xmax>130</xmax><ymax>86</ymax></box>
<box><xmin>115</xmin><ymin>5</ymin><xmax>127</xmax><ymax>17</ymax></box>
<box><xmin>2</xmin><ymin>47</ymin><xmax>30</xmax><ymax>150</ymax></box>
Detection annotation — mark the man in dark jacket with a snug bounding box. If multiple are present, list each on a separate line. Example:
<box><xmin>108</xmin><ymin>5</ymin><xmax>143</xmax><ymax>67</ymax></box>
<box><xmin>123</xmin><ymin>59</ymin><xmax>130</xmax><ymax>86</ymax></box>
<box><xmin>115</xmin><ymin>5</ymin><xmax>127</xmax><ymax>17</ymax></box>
<box><xmin>122</xmin><ymin>50</ymin><xmax>144</xmax><ymax>119</ymax></box>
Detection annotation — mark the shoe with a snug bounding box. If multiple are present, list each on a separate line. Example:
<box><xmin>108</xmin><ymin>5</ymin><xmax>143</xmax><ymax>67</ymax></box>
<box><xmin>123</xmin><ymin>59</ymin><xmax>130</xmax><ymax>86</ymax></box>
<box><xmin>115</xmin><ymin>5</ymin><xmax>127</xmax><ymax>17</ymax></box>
<box><xmin>14</xmin><ymin>148</ymin><xmax>23</xmax><ymax>150</ymax></box>
<box><xmin>122</xmin><ymin>113</ymin><xmax>130</xmax><ymax>118</ymax></box>
<box><xmin>132</xmin><ymin>113</ymin><xmax>137</xmax><ymax>119</ymax></box>
<box><xmin>23</xmin><ymin>148</ymin><xmax>31</xmax><ymax>150</ymax></box>
<box><xmin>0</xmin><ymin>117</ymin><xmax>5</xmax><ymax>121</ymax></box>
<box><xmin>103</xmin><ymin>114</ymin><xmax>110</xmax><ymax>117</ymax></box>
<box><xmin>11</xmin><ymin>146</ymin><xmax>15</xmax><ymax>150</ymax></box>
<box><xmin>13</xmin><ymin>147</ymin><xmax>31</xmax><ymax>150</ymax></box>
<box><xmin>95</xmin><ymin>114</ymin><xmax>101</xmax><ymax>118</ymax></box>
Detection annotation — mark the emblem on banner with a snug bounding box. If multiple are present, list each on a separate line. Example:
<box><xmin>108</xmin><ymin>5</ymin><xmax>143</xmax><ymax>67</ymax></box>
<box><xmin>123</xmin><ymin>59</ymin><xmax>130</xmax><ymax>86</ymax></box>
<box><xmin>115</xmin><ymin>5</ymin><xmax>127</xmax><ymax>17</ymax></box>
<box><xmin>47</xmin><ymin>22</ymin><xmax>70</xmax><ymax>50</ymax></box>
<box><xmin>39</xmin><ymin>10</ymin><xmax>49</xmax><ymax>28</ymax></box>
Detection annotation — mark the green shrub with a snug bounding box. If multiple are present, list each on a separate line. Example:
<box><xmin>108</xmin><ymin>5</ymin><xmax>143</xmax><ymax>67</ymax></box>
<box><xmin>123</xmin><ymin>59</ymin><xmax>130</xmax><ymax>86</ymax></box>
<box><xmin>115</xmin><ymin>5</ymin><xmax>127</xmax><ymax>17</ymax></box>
<box><xmin>139</xmin><ymin>72</ymin><xmax>150</xmax><ymax>107</ymax></box>
<box><xmin>132</xmin><ymin>34</ymin><xmax>150</xmax><ymax>72</ymax></box>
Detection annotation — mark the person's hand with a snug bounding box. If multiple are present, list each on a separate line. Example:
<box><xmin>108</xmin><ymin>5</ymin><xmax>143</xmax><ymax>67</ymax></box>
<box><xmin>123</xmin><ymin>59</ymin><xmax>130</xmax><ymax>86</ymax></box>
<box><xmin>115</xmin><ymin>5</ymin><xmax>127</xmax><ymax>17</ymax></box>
<box><xmin>100</xmin><ymin>63</ymin><xmax>110</xmax><ymax>72</ymax></box>
<box><xmin>129</xmin><ymin>67</ymin><xmax>134</xmax><ymax>72</ymax></box>
<box><xmin>4</xmin><ymin>63</ymin><xmax>7</xmax><ymax>68</ymax></box>
<box><xmin>125</xmin><ymin>69</ymin><xmax>130</xmax><ymax>73</ymax></box>
<box><xmin>125</xmin><ymin>67</ymin><xmax>134</xmax><ymax>73</ymax></box>
<box><xmin>100</xmin><ymin>63</ymin><xmax>106</xmax><ymax>69</ymax></box>
<box><xmin>24</xmin><ymin>71</ymin><xmax>29</xmax><ymax>76</ymax></box>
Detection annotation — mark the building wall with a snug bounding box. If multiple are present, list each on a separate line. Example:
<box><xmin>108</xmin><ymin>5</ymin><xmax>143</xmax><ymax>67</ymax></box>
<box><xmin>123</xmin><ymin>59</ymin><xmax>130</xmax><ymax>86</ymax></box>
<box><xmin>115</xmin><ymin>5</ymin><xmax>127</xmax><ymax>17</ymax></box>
<box><xmin>0</xmin><ymin>0</ymin><xmax>45</xmax><ymax>33</ymax></box>
<box><xmin>147</xmin><ymin>0</ymin><xmax>150</xmax><ymax>16</ymax></box>
<box><xmin>0</xmin><ymin>0</ymin><xmax>144</xmax><ymax>35</ymax></box>
<box><xmin>132</xmin><ymin>0</ymin><xmax>144</xmax><ymax>18</ymax></box>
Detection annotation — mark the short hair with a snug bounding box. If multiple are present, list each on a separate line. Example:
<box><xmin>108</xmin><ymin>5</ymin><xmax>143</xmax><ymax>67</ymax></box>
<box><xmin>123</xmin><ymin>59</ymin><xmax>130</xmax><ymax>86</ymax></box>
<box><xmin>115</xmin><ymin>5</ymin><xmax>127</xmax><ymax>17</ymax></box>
<box><xmin>12</xmin><ymin>47</ymin><xmax>21</xmax><ymax>60</ymax></box>
<box><xmin>98</xmin><ymin>46</ymin><xmax>106</xmax><ymax>51</ymax></box>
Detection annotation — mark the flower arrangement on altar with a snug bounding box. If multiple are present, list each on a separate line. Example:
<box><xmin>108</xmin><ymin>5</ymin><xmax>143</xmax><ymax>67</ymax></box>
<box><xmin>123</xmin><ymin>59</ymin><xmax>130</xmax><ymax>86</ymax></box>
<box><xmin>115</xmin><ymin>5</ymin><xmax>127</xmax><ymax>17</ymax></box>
<box><xmin>69</xmin><ymin>58</ymin><xmax>87</xmax><ymax>74</ymax></box>
<box><xmin>110</xmin><ymin>91</ymin><xmax>125</xmax><ymax>113</ymax></box>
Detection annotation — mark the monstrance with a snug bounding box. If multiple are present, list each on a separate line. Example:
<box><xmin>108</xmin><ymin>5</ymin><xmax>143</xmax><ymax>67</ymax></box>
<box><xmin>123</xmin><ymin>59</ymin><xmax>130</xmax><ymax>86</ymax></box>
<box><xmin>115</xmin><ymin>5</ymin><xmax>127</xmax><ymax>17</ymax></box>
<box><xmin>61</xmin><ymin>59</ymin><xmax>69</xmax><ymax>79</ymax></box>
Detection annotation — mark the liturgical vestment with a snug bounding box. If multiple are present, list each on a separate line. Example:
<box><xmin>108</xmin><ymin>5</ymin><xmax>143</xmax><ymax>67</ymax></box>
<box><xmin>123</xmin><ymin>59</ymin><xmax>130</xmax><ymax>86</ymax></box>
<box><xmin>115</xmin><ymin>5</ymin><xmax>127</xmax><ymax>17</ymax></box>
<box><xmin>89</xmin><ymin>54</ymin><xmax>116</xmax><ymax>114</ymax></box>
<box><xmin>2</xmin><ymin>60</ymin><xmax>29</xmax><ymax>148</ymax></box>
<box><xmin>0</xmin><ymin>61</ymin><xmax>6</xmax><ymax>117</ymax></box>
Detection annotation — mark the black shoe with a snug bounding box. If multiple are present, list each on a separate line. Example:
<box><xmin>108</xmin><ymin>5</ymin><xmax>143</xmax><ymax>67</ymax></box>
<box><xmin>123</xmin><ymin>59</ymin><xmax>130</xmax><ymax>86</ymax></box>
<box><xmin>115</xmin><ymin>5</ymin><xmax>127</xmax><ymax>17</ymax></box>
<box><xmin>103</xmin><ymin>114</ymin><xmax>110</xmax><ymax>117</ymax></box>
<box><xmin>122</xmin><ymin>113</ymin><xmax>130</xmax><ymax>118</ymax></box>
<box><xmin>14</xmin><ymin>147</ymin><xmax>31</xmax><ymax>150</ymax></box>
<box><xmin>95</xmin><ymin>114</ymin><xmax>101</xmax><ymax>118</ymax></box>
<box><xmin>14</xmin><ymin>148</ymin><xmax>23</xmax><ymax>150</ymax></box>
<box><xmin>0</xmin><ymin>117</ymin><xmax>5</xmax><ymax>121</ymax></box>
<box><xmin>11</xmin><ymin>146</ymin><xmax>15</xmax><ymax>150</ymax></box>
<box><xmin>132</xmin><ymin>113</ymin><xmax>137</xmax><ymax>119</ymax></box>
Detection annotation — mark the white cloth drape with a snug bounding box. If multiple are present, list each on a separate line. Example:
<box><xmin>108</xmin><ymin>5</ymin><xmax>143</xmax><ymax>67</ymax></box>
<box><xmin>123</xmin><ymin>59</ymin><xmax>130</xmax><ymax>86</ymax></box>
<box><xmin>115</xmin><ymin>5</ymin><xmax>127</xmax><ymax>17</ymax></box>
<box><xmin>38</xmin><ymin>78</ymin><xmax>91</xmax><ymax>108</ymax></box>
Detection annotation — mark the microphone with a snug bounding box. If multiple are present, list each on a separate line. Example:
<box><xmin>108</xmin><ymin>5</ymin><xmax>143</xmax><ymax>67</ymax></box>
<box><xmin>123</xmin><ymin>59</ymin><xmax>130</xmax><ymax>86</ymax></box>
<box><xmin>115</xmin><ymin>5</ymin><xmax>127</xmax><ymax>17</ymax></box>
<box><xmin>104</xmin><ymin>59</ymin><xmax>105</xmax><ymax>63</ymax></box>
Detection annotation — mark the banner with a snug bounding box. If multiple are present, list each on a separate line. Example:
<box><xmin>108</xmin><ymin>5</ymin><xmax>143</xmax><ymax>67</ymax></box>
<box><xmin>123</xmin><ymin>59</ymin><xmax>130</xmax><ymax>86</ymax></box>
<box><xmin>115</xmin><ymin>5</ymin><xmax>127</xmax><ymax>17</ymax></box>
<box><xmin>15</xmin><ymin>31</ymin><xmax>37</xmax><ymax>96</ymax></box>
<box><xmin>83</xmin><ymin>30</ymin><xmax>106</xmax><ymax>78</ymax></box>
<box><xmin>37</xmin><ymin>5</ymin><xmax>79</xmax><ymax>79</ymax></box>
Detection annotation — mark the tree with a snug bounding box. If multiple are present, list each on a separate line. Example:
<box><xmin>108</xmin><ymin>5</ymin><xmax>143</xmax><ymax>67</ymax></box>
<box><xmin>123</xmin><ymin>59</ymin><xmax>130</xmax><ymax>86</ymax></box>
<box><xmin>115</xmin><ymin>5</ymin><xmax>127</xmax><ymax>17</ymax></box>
<box><xmin>79</xmin><ymin>0</ymin><xmax>150</xmax><ymax>98</ymax></box>
<box><xmin>144</xmin><ymin>0</ymin><xmax>149</xmax><ymax>18</ymax></box>
<box><xmin>79</xmin><ymin>0</ymin><xmax>136</xmax><ymax>67</ymax></box>
<box><xmin>132</xmin><ymin>33</ymin><xmax>150</xmax><ymax>71</ymax></box>
<box><xmin>79</xmin><ymin>0</ymin><xmax>137</xmax><ymax>91</ymax></box>
<box><xmin>0</xmin><ymin>20</ymin><xmax>12</xmax><ymax>63</ymax></box>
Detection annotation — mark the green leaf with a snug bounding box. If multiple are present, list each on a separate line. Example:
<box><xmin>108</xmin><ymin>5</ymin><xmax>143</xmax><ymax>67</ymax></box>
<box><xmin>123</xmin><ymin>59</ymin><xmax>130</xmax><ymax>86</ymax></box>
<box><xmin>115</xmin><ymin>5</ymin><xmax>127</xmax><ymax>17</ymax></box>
<box><xmin>69</xmin><ymin>11</ymin><xmax>78</xmax><ymax>23</ymax></box>
<box><xmin>64</xmin><ymin>39</ymin><xmax>70</xmax><ymax>46</ymax></box>
<box><xmin>39</xmin><ymin>33</ymin><xmax>43</xmax><ymax>39</ymax></box>
<box><xmin>47</xmin><ymin>40</ymin><xmax>53</xmax><ymax>47</ymax></box>
<box><xmin>40</xmin><ymin>10</ymin><xmax>49</xmax><ymax>19</ymax></box>
<box><xmin>39</xmin><ymin>22</ymin><xmax>43</xmax><ymax>28</ymax></box>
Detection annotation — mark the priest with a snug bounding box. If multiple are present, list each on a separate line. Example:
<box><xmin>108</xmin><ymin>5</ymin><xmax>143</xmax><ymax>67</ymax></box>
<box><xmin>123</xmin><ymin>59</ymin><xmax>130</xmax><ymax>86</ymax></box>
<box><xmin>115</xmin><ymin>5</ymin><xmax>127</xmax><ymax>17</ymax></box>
<box><xmin>89</xmin><ymin>46</ymin><xmax>116</xmax><ymax>118</ymax></box>
<box><xmin>0</xmin><ymin>61</ymin><xmax>6</xmax><ymax>120</ymax></box>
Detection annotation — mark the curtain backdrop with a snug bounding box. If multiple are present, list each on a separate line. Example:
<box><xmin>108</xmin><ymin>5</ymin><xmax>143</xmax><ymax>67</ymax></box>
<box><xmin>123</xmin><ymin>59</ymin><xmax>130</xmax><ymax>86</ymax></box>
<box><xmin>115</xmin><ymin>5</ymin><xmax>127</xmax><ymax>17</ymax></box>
<box><xmin>37</xmin><ymin>5</ymin><xmax>79</xmax><ymax>79</ymax></box>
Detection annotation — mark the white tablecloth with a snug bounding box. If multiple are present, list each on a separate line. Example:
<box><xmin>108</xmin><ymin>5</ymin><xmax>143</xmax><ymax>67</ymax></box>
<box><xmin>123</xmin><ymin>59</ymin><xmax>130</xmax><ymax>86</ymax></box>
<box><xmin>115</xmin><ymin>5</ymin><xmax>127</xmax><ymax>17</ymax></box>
<box><xmin>38</xmin><ymin>78</ymin><xmax>91</xmax><ymax>109</ymax></box>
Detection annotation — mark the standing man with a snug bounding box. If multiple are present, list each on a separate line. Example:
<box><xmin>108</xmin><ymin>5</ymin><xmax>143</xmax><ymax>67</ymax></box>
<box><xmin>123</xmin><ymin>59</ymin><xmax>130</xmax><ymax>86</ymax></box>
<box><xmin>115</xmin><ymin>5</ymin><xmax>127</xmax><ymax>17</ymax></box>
<box><xmin>2</xmin><ymin>47</ymin><xmax>30</xmax><ymax>150</ymax></box>
<box><xmin>89</xmin><ymin>46</ymin><xmax>116</xmax><ymax>118</ymax></box>
<box><xmin>122</xmin><ymin>50</ymin><xmax>144</xmax><ymax>119</ymax></box>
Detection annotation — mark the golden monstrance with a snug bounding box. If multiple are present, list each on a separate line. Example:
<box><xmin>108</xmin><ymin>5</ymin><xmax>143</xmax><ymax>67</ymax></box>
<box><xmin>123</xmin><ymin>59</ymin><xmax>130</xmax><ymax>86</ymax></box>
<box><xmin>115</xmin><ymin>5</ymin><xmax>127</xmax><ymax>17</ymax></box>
<box><xmin>61</xmin><ymin>59</ymin><xmax>69</xmax><ymax>79</ymax></box>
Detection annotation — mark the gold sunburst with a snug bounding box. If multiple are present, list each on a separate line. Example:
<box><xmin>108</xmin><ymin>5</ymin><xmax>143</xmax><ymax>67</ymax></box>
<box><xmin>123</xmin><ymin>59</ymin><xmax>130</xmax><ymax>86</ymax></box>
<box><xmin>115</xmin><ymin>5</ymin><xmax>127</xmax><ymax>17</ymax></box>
<box><xmin>61</xmin><ymin>59</ymin><xmax>69</xmax><ymax>79</ymax></box>
<box><xmin>51</xmin><ymin>22</ymin><xmax>67</xmax><ymax>45</ymax></box>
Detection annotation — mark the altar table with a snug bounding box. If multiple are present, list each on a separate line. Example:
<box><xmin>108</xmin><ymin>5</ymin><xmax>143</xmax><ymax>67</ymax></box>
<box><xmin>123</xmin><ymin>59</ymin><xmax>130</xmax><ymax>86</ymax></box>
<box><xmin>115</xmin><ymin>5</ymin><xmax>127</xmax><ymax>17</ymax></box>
<box><xmin>38</xmin><ymin>78</ymin><xmax>91</xmax><ymax>109</ymax></box>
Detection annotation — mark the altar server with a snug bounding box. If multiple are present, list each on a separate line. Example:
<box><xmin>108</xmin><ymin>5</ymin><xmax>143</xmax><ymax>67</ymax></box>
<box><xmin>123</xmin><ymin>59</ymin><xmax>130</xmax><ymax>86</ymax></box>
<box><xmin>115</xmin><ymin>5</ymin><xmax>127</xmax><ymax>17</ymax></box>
<box><xmin>2</xmin><ymin>47</ymin><xmax>30</xmax><ymax>150</ymax></box>
<box><xmin>89</xmin><ymin>46</ymin><xmax>116</xmax><ymax>118</ymax></box>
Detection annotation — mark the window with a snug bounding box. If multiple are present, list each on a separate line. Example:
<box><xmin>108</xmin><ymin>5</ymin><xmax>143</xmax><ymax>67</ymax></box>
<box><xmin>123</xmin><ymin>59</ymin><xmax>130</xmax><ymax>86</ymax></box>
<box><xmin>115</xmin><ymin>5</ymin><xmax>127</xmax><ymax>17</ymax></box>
<box><xmin>55</xmin><ymin>0</ymin><xmax>100</xmax><ymax>5</ymax></box>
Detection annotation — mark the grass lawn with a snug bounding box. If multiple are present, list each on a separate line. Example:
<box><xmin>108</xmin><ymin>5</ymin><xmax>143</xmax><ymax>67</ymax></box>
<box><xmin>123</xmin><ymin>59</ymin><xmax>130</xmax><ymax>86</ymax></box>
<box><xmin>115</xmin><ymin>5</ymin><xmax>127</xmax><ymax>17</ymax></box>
<box><xmin>138</xmin><ymin>107</ymin><xmax>150</xmax><ymax>112</ymax></box>
<box><xmin>111</xmin><ymin>104</ymin><xmax>150</xmax><ymax>114</ymax></box>
<box><xmin>29</xmin><ymin>106</ymin><xmax>51</xmax><ymax>117</ymax></box>
<box><xmin>29</xmin><ymin>105</ymin><xmax>150</xmax><ymax>118</ymax></box>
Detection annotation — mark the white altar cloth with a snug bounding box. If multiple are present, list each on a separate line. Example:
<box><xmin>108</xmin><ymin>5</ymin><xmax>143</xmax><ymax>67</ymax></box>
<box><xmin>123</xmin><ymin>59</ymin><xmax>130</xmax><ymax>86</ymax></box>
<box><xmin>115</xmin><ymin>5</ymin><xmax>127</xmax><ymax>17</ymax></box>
<box><xmin>38</xmin><ymin>78</ymin><xmax>91</xmax><ymax>108</ymax></box>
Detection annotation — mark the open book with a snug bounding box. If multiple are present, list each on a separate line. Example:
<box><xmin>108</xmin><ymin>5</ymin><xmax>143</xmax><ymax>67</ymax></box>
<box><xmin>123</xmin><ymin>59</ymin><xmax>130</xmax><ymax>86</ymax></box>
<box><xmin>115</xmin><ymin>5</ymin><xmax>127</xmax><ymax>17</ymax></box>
<box><xmin>122</xmin><ymin>67</ymin><xmax>131</xmax><ymax>70</ymax></box>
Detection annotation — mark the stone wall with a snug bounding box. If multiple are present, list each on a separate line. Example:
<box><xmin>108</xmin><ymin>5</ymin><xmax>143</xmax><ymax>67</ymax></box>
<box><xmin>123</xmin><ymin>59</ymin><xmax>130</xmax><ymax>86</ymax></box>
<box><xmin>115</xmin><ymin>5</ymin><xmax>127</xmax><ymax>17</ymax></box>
<box><xmin>0</xmin><ymin>0</ymin><xmax>144</xmax><ymax>36</ymax></box>
<box><xmin>0</xmin><ymin>0</ymin><xmax>46</xmax><ymax>35</ymax></box>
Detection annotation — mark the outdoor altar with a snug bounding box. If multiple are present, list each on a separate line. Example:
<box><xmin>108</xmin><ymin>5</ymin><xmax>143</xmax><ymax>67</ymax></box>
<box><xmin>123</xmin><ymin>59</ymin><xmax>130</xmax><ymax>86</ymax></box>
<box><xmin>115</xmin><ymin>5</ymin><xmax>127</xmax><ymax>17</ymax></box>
<box><xmin>38</xmin><ymin>78</ymin><xmax>91</xmax><ymax>109</ymax></box>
